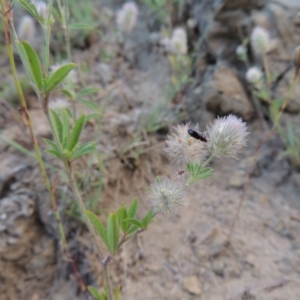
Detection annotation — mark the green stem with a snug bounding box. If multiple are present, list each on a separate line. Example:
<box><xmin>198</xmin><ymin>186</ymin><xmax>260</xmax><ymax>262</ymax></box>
<box><xmin>67</xmin><ymin>164</ymin><xmax>112</xmax><ymax>300</ymax></box>
<box><xmin>56</xmin><ymin>0</ymin><xmax>72</xmax><ymax>61</ymax></box>
<box><xmin>43</xmin><ymin>0</ymin><xmax>53</xmax><ymax>76</ymax></box>
<box><xmin>201</xmin><ymin>154</ymin><xmax>215</xmax><ymax>169</ymax></box>
<box><xmin>1</xmin><ymin>1</ymin><xmax>87</xmax><ymax>293</ymax></box>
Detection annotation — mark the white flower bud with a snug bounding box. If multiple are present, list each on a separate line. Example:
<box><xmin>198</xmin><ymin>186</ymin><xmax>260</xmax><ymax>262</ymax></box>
<box><xmin>250</xmin><ymin>26</ymin><xmax>270</xmax><ymax>55</ymax></box>
<box><xmin>246</xmin><ymin>67</ymin><xmax>263</xmax><ymax>86</ymax></box>
<box><xmin>17</xmin><ymin>15</ymin><xmax>36</xmax><ymax>43</ymax></box>
<box><xmin>116</xmin><ymin>2</ymin><xmax>138</xmax><ymax>32</ymax></box>
<box><xmin>49</xmin><ymin>98</ymin><xmax>70</xmax><ymax>110</ymax></box>
<box><xmin>171</xmin><ymin>27</ymin><xmax>188</xmax><ymax>55</ymax></box>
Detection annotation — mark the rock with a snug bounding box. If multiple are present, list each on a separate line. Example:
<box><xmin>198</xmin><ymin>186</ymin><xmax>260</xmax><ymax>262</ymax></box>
<box><xmin>93</xmin><ymin>62</ymin><xmax>114</xmax><ymax>85</ymax></box>
<box><xmin>212</xmin><ymin>260</ymin><xmax>226</xmax><ymax>277</ymax></box>
<box><xmin>229</xmin><ymin>170</ymin><xmax>248</xmax><ymax>188</ymax></box>
<box><xmin>291</xmin><ymin>172</ymin><xmax>300</xmax><ymax>188</ymax></box>
<box><xmin>182</xmin><ymin>276</ymin><xmax>201</xmax><ymax>295</ymax></box>
<box><xmin>201</xmin><ymin>63</ymin><xmax>254</xmax><ymax>120</ymax></box>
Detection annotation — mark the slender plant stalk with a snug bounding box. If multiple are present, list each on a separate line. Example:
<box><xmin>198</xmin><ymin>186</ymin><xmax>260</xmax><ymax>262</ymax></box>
<box><xmin>263</xmin><ymin>54</ymin><xmax>271</xmax><ymax>85</ymax></box>
<box><xmin>43</xmin><ymin>0</ymin><xmax>53</xmax><ymax>76</ymax></box>
<box><xmin>67</xmin><ymin>164</ymin><xmax>113</xmax><ymax>300</ymax></box>
<box><xmin>1</xmin><ymin>1</ymin><xmax>88</xmax><ymax>294</ymax></box>
<box><xmin>227</xmin><ymin>72</ymin><xmax>299</xmax><ymax>243</ymax></box>
<box><xmin>56</xmin><ymin>0</ymin><xmax>72</xmax><ymax>61</ymax></box>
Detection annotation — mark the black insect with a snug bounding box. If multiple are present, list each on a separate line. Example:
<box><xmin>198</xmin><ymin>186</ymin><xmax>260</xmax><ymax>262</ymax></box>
<box><xmin>188</xmin><ymin>128</ymin><xmax>207</xmax><ymax>142</ymax></box>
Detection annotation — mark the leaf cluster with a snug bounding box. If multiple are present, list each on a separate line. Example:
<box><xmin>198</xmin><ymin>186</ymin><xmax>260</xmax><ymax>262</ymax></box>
<box><xmin>85</xmin><ymin>199</ymin><xmax>154</xmax><ymax>254</ymax></box>
<box><xmin>15</xmin><ymin>40</ymin><xmax>75</xmax><ymax>97</ymax></box>
<box><xmin>187</xmin><ymin>163</ymin><xmax>214</xmax><ymax>185</ymax></box>
<box><xmin>44</xmin><ymin>110</ymin><xmax>96</xmax><ymax>162</ymax></box>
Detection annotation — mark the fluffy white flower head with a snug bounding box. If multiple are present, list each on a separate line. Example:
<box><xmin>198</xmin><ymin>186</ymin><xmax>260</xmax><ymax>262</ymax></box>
<box><xmin>206</xmin><ymin>114</ymin><xmax>248</xmax><ymax>158</ymax></box>
<box><xmin>49</xmin><ymin>98</ymin><xmax>69</xmax><ymax>110</ymax></box>
<box><xmin>164</xmin><ymin>123</ymin><xmax>207</xmax><ymax>166</ymax></box>
<box><xmin>17</xmin><ymin>16</ymin><xmax>36</xmax><ymax>43</ymax></box>
<box><xmin>236</xmin><ymin>45</ymin><xmax>246</xmax><ymax>57</ymax></box>
<box><xmin>148</xmin><ymin>177</ymin><xmax>185</xmax><ymax>215</ymax></box>
<box><xmin>246</xmin><ymin>67</ymin><xmax>263</xmax><ymax>85</ymax></box>
<box><xmin>116</xmin><ymin>2</ymin><xmax>138</xmax><ymax>32</ymax></box>
<box><xmin>251</xmin><ymin>26</ymin><xmax>270</xmax><ymax>55</ymax></box>
<box><xmin>31</xmin><ymin>0</ymin><xmax>50</xmax><ymax>22</ymax></box>
<box><xmin>171</xmin><ymin>27</ymin><xmax>188</xmax><ymax>55</ymax></box>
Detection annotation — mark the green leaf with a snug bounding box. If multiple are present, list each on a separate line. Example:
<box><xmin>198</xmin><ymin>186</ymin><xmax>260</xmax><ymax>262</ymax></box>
<box><xmin>116</xmin><ymin>205</ymin><xmax>126</xmax><ymax>231</ymax></box>
<box><xmin>141</xmin><ymin>210</ymin><xmax>154</xmax><ymax>230</ymax></box>
<box><xmin>21</xmin><ymin>41</ymin><xmax>44</xmax><ymax>91</ymax></box>
<box><xmin>61</xmin><ymin>109</ymin><xmax>70</xmax><ymax>149</ymax></box>
<box><xmin>45</xmin><ymin>149</ymin><xmax>62</xmax><ymax>159</ymax></box>
<box><xmin>19</xmin><ymin>0</ymin><xmax>38</xmax><ymax>19</ymax></box>
<box><xmin>122</xmin><ymin>218</ymin><xmax>142</xmax><ymax>229</ymax></box>
<box><xmin>61</xmin><ymin>89</ymin><xmax>74</xmax><ymax>99</ymax></box>
<box><xmin>67</xmin><ymin>114</ymin><xmax>85</xmax><ymax>151</ymax></box>
<box><xmin>71</xmin><ymin>142</ymin><xmax>96</xmax><ymax>160</ymax></box>
<box><xmin>85</xmin><ymin>210</ymin><xmax>109</xmax><ymax>250</ymax></box>
<box><xmin>15</xmin><ymin>42</ymin><xmax>36</xmax><ymax>91</ymax></box>
<box><xmin>85</xmin><ymin>113</ymin><xmax>100</xmax><ymax>122</ymax></box>
<box><xmin>114</xmin><ymin>286</ymin><xmax>121</xmax><ymax>300</ymax></box>
<box><xmin>77</xmin><ymin>87</ymin><xmax>100</xmax><ymax>98</ymax></box>
<box><xmin>69</xmin><ymin>23</ymin><xmax>95</xmax><ymax>30</ymax></box>
<box><xmin>43</xmin><ymin>138</ymin><xmax>61</xmax><ymax>153</ymax></box>
<box><xmin>107</xmin><ymin>213</ymin><xmax>119</xmax><ymax>253</ymax></box>
<box><xmin>45</xmin><ymin>63</ymin><xmax>76</xmax><ymax>94</ymax></box>
<box><xmin>120</xmin><ymin>208</ymin><xmax>128</xmax><ymax>233</ymax></box>
<box><xmin>78</xmin><ymin>99</ymin><xmax>99</xmax><ymax>111</ymax></box>
<box><xmin>87</xmin><ymin>286</ymin><xmax>104</xmax><ymax>300</ymax></box>
<box><xmin>49</xmin><ymin>109</ymin><xmax>63</xmax><ymax>143</ymax></box>
<box><xmin>128</xmin><ymin>198</ymin><xmax>138</xmax><ymax>219</ymax></box>
<box><xmin>127</xmin><ymin>225</ymin><xmax>139</xmax><ymax>235</ymax></box>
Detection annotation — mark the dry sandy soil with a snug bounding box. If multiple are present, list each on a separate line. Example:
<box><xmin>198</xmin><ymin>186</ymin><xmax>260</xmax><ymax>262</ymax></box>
<box><xmin>1</xmin><ymin>0</ymin><xmax>300</xmax><ymax>299</ymax></box>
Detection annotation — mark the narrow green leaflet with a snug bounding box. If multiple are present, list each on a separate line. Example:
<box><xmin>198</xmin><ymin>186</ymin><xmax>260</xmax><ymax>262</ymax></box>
<box><xmin>128</xmin><ymin>198</ymin><xmax>138</xmax><ymax>218</ymax></box>
<box><xmin>107</xmin><ymin>213</ymin><xmax>119</xmax><ymax>253</ymax></box>
<box><xmin>43</xmin><ymin>138</ymin><xmax>61</xmax><ymax>156</ymax></box>
<box><xmin>61</xmin><ymin>109</ymin><xmax>70</xmax><ymax>149</ymax></box>
<box><xmin>141</xmin><ymin>210</ymin><xmax>154</xmax><ymax>230</ymax></box>
<box><xmin>67</xmin><ymin>115</ymin><xmax>85</xmax><ymax>151</ymax></box>
<box><xmin>85</xmin><ymin>210</ymin><xmax>109</xmax><ymax>250</ymax></box>
<box><xmin>69</xmin><ymin>23</ymin><xmax>95</xmax><ymax>30</ymax></box>
<box><xmin>45</xmin><ymin>149</ymin><xmax>61</xmax><ymax>159</ymax></box>
<box><xmin>45</xmin><ymin>63</ymin><xmax>76</xmax><ymax>94</ymax></box>
<box><xmin>21</xmin><ymin>41</ymin><xmax>44</xmax><ymax>91</ymax></box>
<box><xmin>114</xmin><ymin>286</ymin><xmax>121</xmax><ymax>300</ymax></box>
<box><xmin>49</xmin><ymin>109</ymin><xmax>63</xmax><ymax>143</ymax></box>
<box><xmin>87</xmin><ymin>286</ymin><xmax>105</xmax><ymax>300</ymax></box>
<box><xmin>71</xmin><ymin>142</ymin><xmax>96</xmax><ymax>161</ymax></box>
<box><xmin>120</xmin><ymin>207</ymin><xmax>128</xmax><ymax>233</ymax></box>
<box><xmin>19</xmin><ymin>0</ymin><xmax>38</xmax><ymax>19</ymax></box>
<box><xmin>122</xmin><ymin>218</ymin><xmax>142</xmax><ymax>229</ymax></box>
<box><xmin>187</xmin><ymin>163</ymin><xmax>214</xmax><ymax>185</ymax></box>
<box><xmin>15</xmin><ymin>42</ymin><xmax>36</xmax><ymax>92</ymax></box>
<box><xmin>78</xmin><ymin>99</ymin><xmax>99</xmax><ymax>111</ymax></box>
<box><xmin>77</xmin><ymin>87</ymin><xmax>100</xmax><ymax>98</ymax></box>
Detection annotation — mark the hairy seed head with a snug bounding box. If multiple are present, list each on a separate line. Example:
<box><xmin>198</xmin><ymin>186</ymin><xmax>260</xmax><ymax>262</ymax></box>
<box><xmin>48</xmin><ymin>98</ymin><xmax>70</xmax><ymax>110</ymax></box>
<box><xmin>18</xmin><ymin>16</ymin><xmax>36</xmax><ymax>43</ymax></box>
<box><xmin>206</xmin><ymin>114</ymin><xmax>248</xmax><ymax>158</ymax></box>
<box><xmin>171</xmin><ymin>27</ymin><xmax>188</xmax><ymax>55</ymax></box>
<box><xmin>251</xmin><ymin>26</ymin><xmax>270</xmax><ymax>56</ymax></box>
<box><xmin>148</xmin><ymin>177</ymin><xmax>185</xmax><ymax>215</ymax></box>
<box><xmin>116</xmin><ymin>2</ymin><xmax>138</xmax><ymax>32</ymax></box>
<box><xmin>164</xmin><ymin>123</ymin><xmax>207</xmax><ymax>166</ymax></box>
<box><xmin>246</xmin><ymin>67</ymin><xmax>263</xmax><ymax>88</ymax></box>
